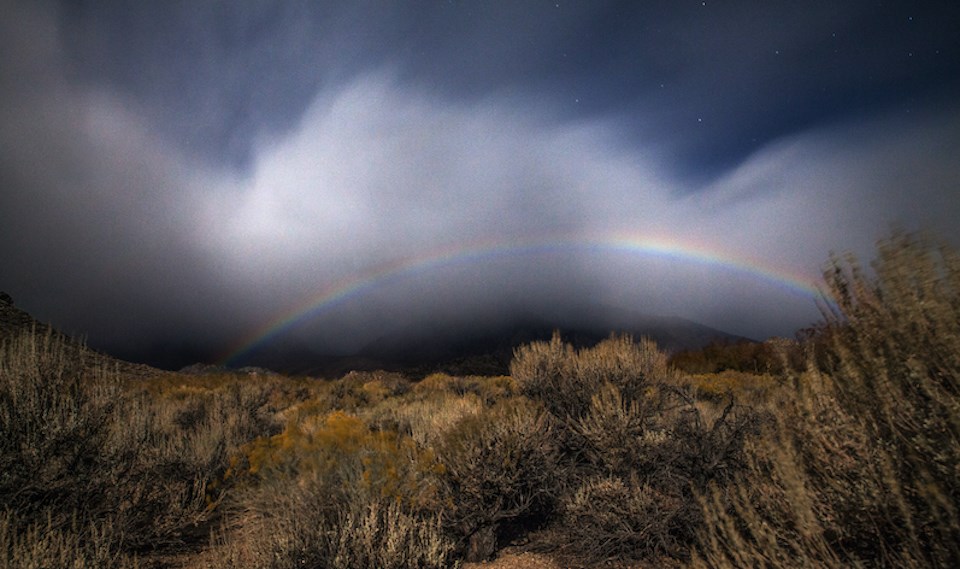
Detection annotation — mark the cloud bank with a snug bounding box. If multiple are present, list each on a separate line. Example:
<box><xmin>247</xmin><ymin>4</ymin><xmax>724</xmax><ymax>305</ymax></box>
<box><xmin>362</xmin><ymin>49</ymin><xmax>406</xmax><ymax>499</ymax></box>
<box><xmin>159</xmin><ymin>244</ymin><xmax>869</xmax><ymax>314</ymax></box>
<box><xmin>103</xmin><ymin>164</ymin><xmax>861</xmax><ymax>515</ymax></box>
<box><xmin>2</xmin><ymin>0</ymin><xmax>958</xmax><ymax>367</ymax></box>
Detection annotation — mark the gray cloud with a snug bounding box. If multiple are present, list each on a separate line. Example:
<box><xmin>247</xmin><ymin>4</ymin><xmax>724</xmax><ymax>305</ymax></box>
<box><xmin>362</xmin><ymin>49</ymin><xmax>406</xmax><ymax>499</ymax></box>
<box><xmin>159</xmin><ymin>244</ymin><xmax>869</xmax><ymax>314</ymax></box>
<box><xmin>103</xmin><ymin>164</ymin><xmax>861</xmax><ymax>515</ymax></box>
<box><xmin>2</xmin><ymin>0</ymin><xmax>959</xmax><ymax>367</ymax></box>
<box><xmin>198</xmin><ymin>70</ymin><xmax>959</xmax><ymax>346</ymax></box>
<box><xmin>0</xmin><ymin>1</ymin><xmax>237</xmax><ymax>362</ymax></box>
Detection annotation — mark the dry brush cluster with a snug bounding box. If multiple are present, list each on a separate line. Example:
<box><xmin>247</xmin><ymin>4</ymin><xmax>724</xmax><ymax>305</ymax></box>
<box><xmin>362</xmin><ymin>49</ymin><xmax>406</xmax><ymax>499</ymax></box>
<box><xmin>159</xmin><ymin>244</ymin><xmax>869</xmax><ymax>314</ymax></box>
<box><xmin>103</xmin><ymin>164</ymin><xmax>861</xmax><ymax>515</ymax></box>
<box><xmin>0</xmin><ymin>331</ymin><xmax>282</xmax><ymax>568</ymax></box>
<box><xmin>509</xmin><ymin>333</ymin><xmax>762</xmax><ymax>564</ymax></box>
<box><xmin>1</xmin><ymin>229</ymin><xmax>958</xmax><ymax>568</ymax></box>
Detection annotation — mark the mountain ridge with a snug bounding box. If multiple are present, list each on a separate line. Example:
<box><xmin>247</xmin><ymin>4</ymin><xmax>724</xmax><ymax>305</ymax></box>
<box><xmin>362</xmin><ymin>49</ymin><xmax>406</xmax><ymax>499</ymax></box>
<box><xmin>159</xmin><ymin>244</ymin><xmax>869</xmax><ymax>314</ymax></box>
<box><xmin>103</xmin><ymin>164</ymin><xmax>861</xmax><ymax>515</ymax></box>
<box><xmin>236</xmin><ymin>305</ymin><xmax>749</xmax><ymax>377</ymax></box>
<box><xmin>2</xmin><ymin>293</ymin><xmax>749</xmax><ymax>378</ymax></box>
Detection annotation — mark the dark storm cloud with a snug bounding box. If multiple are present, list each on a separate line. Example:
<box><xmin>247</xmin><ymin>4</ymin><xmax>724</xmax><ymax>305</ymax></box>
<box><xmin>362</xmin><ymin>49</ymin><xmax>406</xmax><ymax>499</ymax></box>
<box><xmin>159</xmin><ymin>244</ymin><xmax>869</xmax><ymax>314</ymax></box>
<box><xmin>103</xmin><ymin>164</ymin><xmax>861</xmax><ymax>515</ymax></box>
<box><xmin>2</xmin><ymin>0</ymin><xmax>959</xmax><ymax>367</ymax></box>
<box><xmin>53</xmin><ymin>1</ymin><xmax>960</xmax><ymax>178</ymax></box>
<box><xmin>0</xmin><ymin>0</ymin><xmax>242</xmax><ymax>364</ymax></box>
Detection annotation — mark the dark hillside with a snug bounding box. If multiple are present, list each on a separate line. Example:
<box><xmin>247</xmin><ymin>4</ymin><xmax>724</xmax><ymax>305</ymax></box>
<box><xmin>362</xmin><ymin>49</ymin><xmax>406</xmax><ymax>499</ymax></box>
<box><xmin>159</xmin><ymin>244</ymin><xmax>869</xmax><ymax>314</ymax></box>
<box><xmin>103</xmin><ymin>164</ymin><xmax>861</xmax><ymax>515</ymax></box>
<box><xmin>235</xmin><ymin>307</ymin><xmax>747</xmax><ymax>377</ymax></box>
<box><xmin>0</xmin><ymin>292</ymin><xmax>162</xmax><ymax>379</ymax></box>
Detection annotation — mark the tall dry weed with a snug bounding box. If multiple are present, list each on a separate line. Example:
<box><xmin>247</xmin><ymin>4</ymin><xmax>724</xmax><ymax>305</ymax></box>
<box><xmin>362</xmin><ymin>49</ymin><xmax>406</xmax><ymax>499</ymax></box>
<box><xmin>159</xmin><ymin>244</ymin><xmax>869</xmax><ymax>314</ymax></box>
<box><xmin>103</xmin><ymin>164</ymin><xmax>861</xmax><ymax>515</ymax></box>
<box><xmin>0</xmin><ymin>331</ymin><xmax>121</xmax><ymax>531</ymax></box>
<box><xmin>696</xmin><ymin>230</ymin><xmax>960</xmax><ymax>568</ymax></box>
<box><xmin>0</xmin><ymin>510</ymin><xmax>140</xmax><ymax>569</ymax></box>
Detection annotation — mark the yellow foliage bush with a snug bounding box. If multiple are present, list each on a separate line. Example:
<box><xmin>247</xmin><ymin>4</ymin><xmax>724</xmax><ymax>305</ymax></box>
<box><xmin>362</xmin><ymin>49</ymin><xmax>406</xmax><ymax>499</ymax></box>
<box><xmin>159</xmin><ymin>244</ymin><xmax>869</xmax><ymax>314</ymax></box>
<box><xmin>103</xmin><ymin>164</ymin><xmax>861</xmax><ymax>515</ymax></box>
<box><xmin>364</xmin><ymin>391</ymin><xmax>486</xmax><ymax>448</ymax></box>
<box><xmin>229</xmin><ymin>410</ymin><xmax>444</xmax><ymax>510</ymax></box>
<box><xmin>683</xmin><ymin>370</ymin><xmax>778</xmax><ymax>401</ymax></box>
<box><xmin>414</xmin><ymin>372</ymin><xmax>457</xmax><ymax>394</ymax></box>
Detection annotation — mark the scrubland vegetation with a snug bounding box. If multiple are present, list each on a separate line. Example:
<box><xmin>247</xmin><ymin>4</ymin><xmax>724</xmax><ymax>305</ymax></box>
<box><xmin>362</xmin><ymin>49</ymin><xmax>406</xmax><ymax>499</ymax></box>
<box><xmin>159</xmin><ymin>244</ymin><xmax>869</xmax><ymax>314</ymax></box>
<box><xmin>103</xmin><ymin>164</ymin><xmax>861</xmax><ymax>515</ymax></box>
<box><xmin>1</xmin><ymin>230</ymin><xmax>958</xmax><ymax>568</ymax></box>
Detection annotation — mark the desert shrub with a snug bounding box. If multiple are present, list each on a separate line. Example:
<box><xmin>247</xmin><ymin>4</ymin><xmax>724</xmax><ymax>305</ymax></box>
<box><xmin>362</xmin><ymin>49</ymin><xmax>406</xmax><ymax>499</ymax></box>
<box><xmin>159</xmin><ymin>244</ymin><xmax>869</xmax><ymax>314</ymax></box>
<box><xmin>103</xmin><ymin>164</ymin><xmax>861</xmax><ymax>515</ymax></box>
<box><xmin>512</xmin><ymin>332</ymin><xmax>672</xmax><ymax>421</ymax></box>
<box><xmin>412</xmin><ymin>373</ymin><xmax>516</xmax><ymax>405</ymax></box>
<box><xmin>695</xmin><ymin>372</ymin><xmax>905</xmax><ymax>568</ymax></box>
<box><xmin>322</xmin><ymin>371</ymin><xmax>411</xmax><ymax>411</ymax></box>
<box><xmin>363</xmin><ymin>391</ymin><xmax>486</xmax><ymax>448</ymax></box>
<box><xmin>105</xmin><ymin>379</ymin><xmax>279</xmax><ymax>549</ymax></box>
<box><xmin>0</xmin><ymin>330</ymin><xmax>280</xmax><ymax>561</ymax></box>
<box><xmin>511</xmin><ymin>333</ymin><xmax>761</xmax><ymax>563</ymax></box>
<box><xmin>569</xmin><ymin>382</ymin><xmax>668</xmax><ymax>476</ymax></box>
<box><xmin>670</xmin><ymin>339</ymin><xmax>790</xmax><ymax>375</ymax></box>
<box><xmin>695</xmin><ymin>230</ymin><xmax>960</xmax><ymax>568</ymax></box>
<box><xmin>413</xmin><ymin>372</ymin><xmax>458</xmax><ymax>394</ymax></box>
<box><xmin>435</xmin><ymin>399</ymin><xmax>560</xmax><ymax>561</ymax></box>
<box><xmin>681</xmin><ymin>370</ymin><xmax>779</xmax><ymax>403</ymax></box>
<box><xmin>558</xmin><ymin>474</ymin><xmax>687</xmax><ymax>561</ymax></box>
<box><xmin>143</xmin><ymin>371</ymin><xmax>317</xmax><ymax>417</ymax></box>
<box><xmin>214</xmin><ymin>482</ymin><xmax>458</xmax><ymax>569</ymax></box>
<box><xmin>0</xmin><ymin>331</ymin><xmax>120</xmax><ymax>528</ymax></box>
<box><xmin>228</xmin><ymin>409</ymin><xmax>445</xmax><ymax>511</ymax></box>
<box><xmin>509</xmin><ymin>332</ymin><xmax>579</xmax><ymax>417</ymax></box>
<box><xmin>551</xmin><ymin>381</ymin><xmax>760</xmax><ymax>562</ymax></box>
<box><xmin>575</xmin><ymin>333</ymin><xmax>671</xmax><ymax>402</ymax></box>
<box><xmin>448</xmin><ymin>375</ymin><xmax>517</xmax><ymax>403</ymax></box>
<box><xmin>217</xmin><ymin>406</ymin><xmax>456</xmax><ymax>569</ymax></box>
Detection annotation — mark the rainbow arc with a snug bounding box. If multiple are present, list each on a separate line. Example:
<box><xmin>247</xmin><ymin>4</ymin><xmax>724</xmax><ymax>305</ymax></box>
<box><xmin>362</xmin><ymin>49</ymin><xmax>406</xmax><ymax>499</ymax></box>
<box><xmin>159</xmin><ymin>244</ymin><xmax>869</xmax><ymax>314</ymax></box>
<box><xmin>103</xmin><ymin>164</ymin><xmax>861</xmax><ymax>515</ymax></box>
<box><xmin>219</xmin><ymin>233</ymin><xmax>822</xmax><ymax>365</ymax></box>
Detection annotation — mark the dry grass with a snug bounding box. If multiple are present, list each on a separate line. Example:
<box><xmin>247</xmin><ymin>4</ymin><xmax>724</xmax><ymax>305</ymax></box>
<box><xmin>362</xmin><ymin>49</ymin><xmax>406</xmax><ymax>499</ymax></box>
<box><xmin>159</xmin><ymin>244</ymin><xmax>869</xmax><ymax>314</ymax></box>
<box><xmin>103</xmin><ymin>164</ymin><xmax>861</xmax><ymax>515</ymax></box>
<box><xmin>0</xmin><ymin>510</ymin><xmax>140</xmax><ymax>569</ymax></box>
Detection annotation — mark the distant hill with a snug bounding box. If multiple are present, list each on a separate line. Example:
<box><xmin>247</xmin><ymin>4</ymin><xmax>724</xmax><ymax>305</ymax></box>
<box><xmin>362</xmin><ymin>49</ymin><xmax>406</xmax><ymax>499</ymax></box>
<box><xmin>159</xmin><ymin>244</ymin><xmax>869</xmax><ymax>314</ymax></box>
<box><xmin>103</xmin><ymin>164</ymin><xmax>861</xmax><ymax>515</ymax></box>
<box><xmin>239</xmin><ymin>305</ymin><xmax>748</xmax><ymax>377</ymax></box>
<box><xmin>360</xmin><ymin>308</ymin><xmax>748</xmax><ymax>377</ymax></box>
<box><xmin>2</xmin><ymin>292</ymin><xmax>748</xmax><ymax>379</ymax></box>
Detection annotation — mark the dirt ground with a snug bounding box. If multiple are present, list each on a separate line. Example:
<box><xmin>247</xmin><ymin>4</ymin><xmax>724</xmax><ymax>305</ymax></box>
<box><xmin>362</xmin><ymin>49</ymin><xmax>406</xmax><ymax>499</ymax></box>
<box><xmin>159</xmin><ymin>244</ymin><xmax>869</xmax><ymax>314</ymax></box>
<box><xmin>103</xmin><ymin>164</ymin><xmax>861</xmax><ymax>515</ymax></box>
<box><xmin>463</xmin><ymin>547</ymin><xmax>671</xmax><ymax>569</ymax></box>
<box><xmin>464</xmin><ymin>551</ymin><xmax>563</xmax><ymax>569</ymax></box>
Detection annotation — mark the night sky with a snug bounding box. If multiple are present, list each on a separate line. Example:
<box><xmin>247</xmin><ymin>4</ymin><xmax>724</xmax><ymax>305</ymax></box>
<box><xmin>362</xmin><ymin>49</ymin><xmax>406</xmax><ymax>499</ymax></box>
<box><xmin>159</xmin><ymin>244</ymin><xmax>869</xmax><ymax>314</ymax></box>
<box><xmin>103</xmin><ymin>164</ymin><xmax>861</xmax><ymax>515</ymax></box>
<box><xmin>2</xmin><ymin>0</ymin><xmax>959</xmax><ymax>368</ymax></box>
